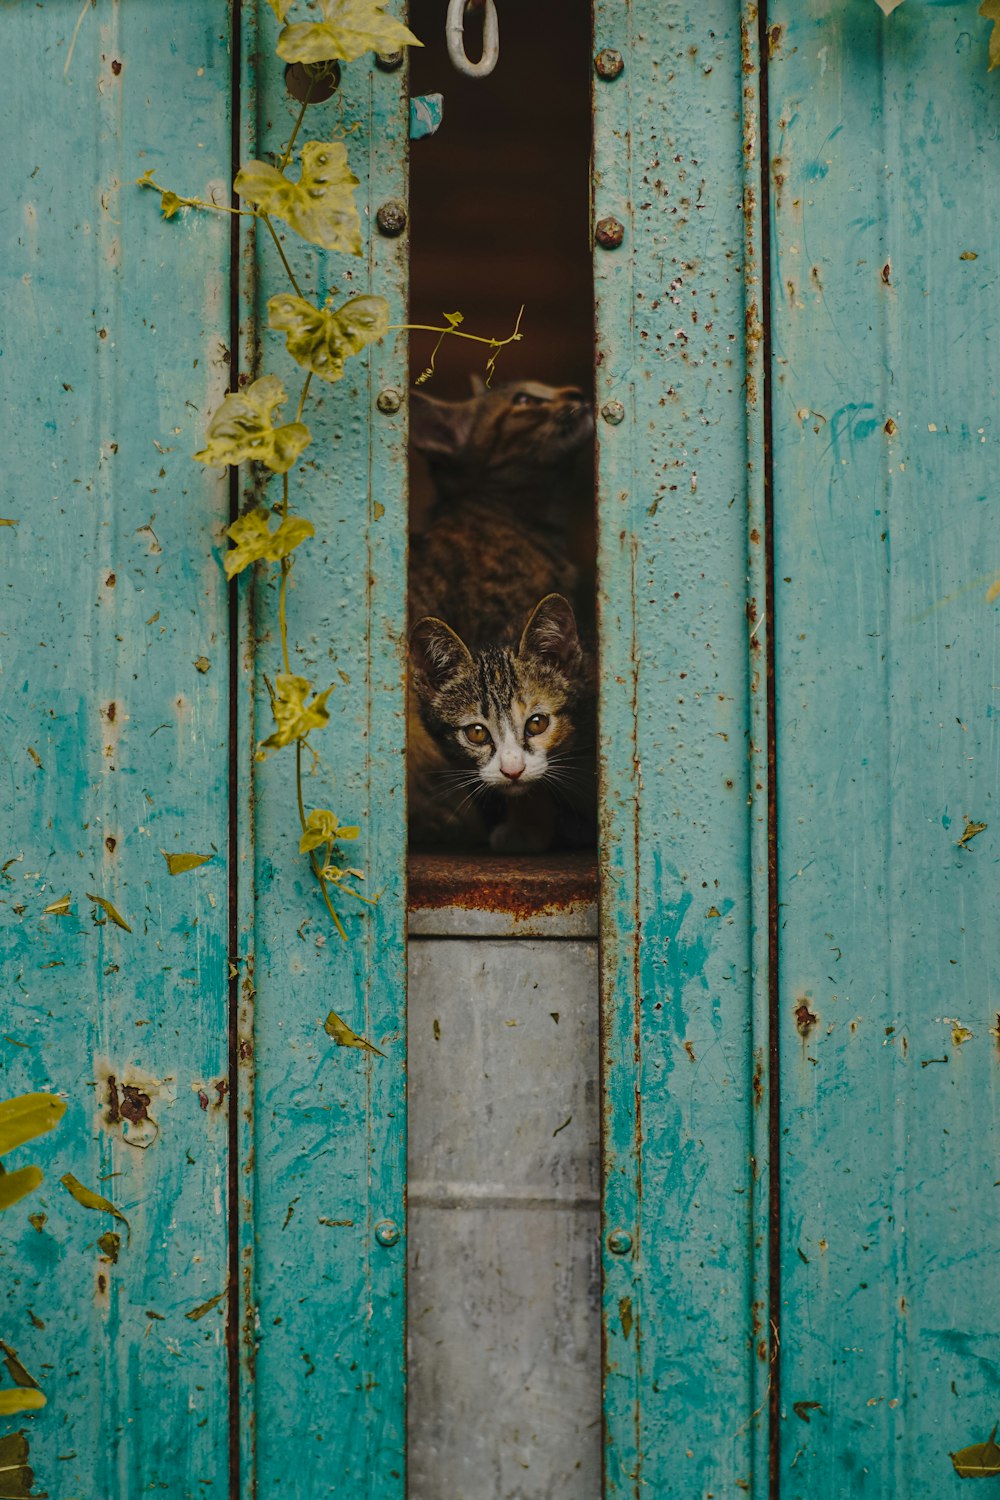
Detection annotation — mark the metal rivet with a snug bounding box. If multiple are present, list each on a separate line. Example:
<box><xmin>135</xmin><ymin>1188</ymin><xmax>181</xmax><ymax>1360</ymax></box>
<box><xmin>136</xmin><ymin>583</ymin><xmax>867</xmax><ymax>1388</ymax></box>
<box><xmin>594</xmin><ymin>48</ymin><xmax>624</xmax><ymax>80</ymax></box>
<box><xmin>607</xmin><ymin>1228</ymin><xmax>633</xmax><ymax>1256</ymax></box>
<box><xmin>376</xmin><ymin>200</ymin><xmax>407</xmax><ymax>237</ymax></box>
<box><xmin>374</xmin><ymin>1219</ymin><xmax>400</xmax><ymax>1247</ymax></box>
<box><xmin>601</xmin><ymin>400</ymin><xmax>625</xmax><ymax>426</ymax></box>
<box><xmin>595</xmin><ymin>216</ymin><xmax>624</xmax><ymax>250</ymax></box>
<box><xmin>377</xmin><ymin>388</ymin><xmax>402</xmax><ymax>415</ymax></box>
<box><xmin>375</xmin><ymin>49</ymin><xmax>405</xmax><ymax>71</ymax></box>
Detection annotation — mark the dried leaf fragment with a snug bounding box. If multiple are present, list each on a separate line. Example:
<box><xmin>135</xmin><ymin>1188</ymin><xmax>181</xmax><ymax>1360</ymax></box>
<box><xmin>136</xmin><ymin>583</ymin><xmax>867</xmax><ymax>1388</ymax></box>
<box><xmin>0</xmin><ymin>1092</ymin><xmax>66</xmax><ymax>1155</ymax></box>
<box><xmin>0</xmin><ymin>1388</ymin><xmax>45</xmax><ymax>1416</ymax></box>
<box><xmin>235</xmin><ymin>142</ymin><xmax>363</xmax><ymax>255</ymax></box>
<box><xmin>194</xmin><ymin>375</ymin><xmax>311</xmax><ymax>474</ymax></box>
<box><xmin>981</xmin><ymin>0</ymin><xmax>1000</xmax><ymax>70</ymax></box>
<box><xmin>0</xmin><ymin>1342</ymin><xmax>39</xmax><ymax>1391</ymax></box>
<box><xmin>97</xmin><ymin>1230</ymin><xmax>121</xmax><ymax>1263</ymax></box>
<box><xmin>958</xmin><ymin>819</ymin><xmax>987</xmax><ymax>849</ymax></box>
<box><xmin>951</xmin><ymin>1423</ymin><xmax>1000</xmax><ymax>1477</ymax></box>
<box><xmin>42</xmin><ymin>893</ymin><xmax>72</xmax><ymax>916</ymax></box>
<box><xmin>185</xmin><ymin>1291</ymin><xmax>227</xmax><ymax>1321</ymax></box>
<box><xmin>161</xmin><ymin>851</ymin><xmax>214</xmax><ymax>876</ymax></box>
<box><xmin>0</xmin><ymin>1429</ymin><xmax>33</xmax><ymax>1496</ymax></box>
<box><xmin>324</xmin><ymin>1010</ymin><xmax>384</xmax><ymax>1057</ymax></box>
<box><xmin>874</xmin><ymin>0</ymin><xmax>906</xmax><ymax>14</ymax></box>
<box><xmin>86</xmin><ymin>892</ymin><xmax>131</xmax><ymax>931</ymax></box>
<box><xmin>0</xmin><ymin>1167</ymin><xmax>44</xmax><ymax>1214</ymax></box>
<box><xmin>793</xmin><ymin>1400</ymin><xmax>825</xmax><ymax>1423</ymax></box>
<box><xmin>60</xmin><ymin>1172</ymin><xmax>131</xmax><ymax>1244</ymax></box>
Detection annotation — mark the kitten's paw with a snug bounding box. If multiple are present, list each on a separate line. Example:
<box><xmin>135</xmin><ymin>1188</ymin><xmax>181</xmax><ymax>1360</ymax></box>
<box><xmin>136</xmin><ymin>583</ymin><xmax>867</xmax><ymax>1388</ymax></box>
<box><xmin>489</xmin><ymin>821</ymin><xmax>552</xmax><ymax>856</ymax></box>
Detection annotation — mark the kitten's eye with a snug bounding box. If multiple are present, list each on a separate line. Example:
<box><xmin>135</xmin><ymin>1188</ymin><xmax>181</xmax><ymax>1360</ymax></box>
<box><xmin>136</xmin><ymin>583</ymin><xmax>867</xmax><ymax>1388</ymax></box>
<box><xmin>512</xmin><ymin>391</ymin><xmax>544</xmax><ymax>407</ymax></box>
<box><xmin>464</xmin><ymin>723</ymin><xmax>491</xmax><ymax>746</ymax></box>
<box><xmin>525</xmin><ymin>713</ymin><xmax>550</xmax><ymax>737</ymax></box>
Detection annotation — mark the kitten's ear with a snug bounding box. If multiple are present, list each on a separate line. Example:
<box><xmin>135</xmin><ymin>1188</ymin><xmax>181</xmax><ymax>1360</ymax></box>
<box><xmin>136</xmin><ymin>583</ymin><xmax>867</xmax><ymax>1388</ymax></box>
<box><xmin>410</xmin><ymin>616</ymin><xmax>474</xmax><ymax>690</ymax></box>
<box><xmin>410</xmin><ymin>392</ymin><xmax>475</xmax><ymax>457</ymax></box>
<box><xmin>518</xmin><ymin>594</ymin><xmax>581</xmax><ymax>668</ymax></box>
<box><xmin>468</xmin><ymin>373</ymin><xmax>486</xmax><ymax>396</ymax></box>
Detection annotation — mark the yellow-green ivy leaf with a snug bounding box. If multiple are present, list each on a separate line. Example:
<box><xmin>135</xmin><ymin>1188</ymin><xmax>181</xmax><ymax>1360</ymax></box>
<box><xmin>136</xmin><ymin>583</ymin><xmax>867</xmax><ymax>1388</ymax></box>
<box><xmin>194</xmin><ymin>375</ymin><xmax>312</xmax><ymax>474</ymax></box>
<box><xmin>981</xmin><ymin>0</ymin><xmax>1000</xmax><ymax>68</ymax></box>
<box><xmin>261</xmin><ymin>675</ymin><xmax>334</xmax><ymax>751</ymax></box>
<box><xmin>300</xmin><ymin>809</ymin><xmax>360</xmax><ymax>853</ymax></box>
<box><xmin>0</xmin><ymin>1167</ymin><xmax>43</xmax><ymax>1213</ymax></box>
<box><xmin>161</xmin><ymin>851</ymin><xmax>215</xmax><ymax>876</ymax></box>
<box><xmin>951</xmin><ymin>1424</ymin><xmax>1000</xmax><ymax>1478</ymax></box>
<box><xmin>267</xmin><ymin>0</ymin><xmax>295</xmax><ymax>17</ymax></box>
<box><xmin>324</xmin><ymin>1009</ymin><xmax>384</xmax><ymax>1057</ymax></box>
<box><xmin>42</xmin><ymin>893</ymin><xmax>72</xmax><ymax>916</ymax></box>
<box><xmin>223</xmin><ymin>509</ymin><xmax>315</xmax><ymax>580</ymax></box>
<box><xmin>267</xmin><ymin>293</ymin><xmax>390</xmax><ymax>382</ymax></box>
<box><xmin>160</xmin><ymin>191</ymin><xmax>183</xmax><ymax>219</ymax></box>
<box><xmin>277</xmin><ymin>0</ymin><xmax>421</xmax><ymax>63</ymax></box>
<box><xmin>234</xmin><ymin>142</ymin><xmax>362</xmax><ymax>255</ymax></box>
<box><xmin>0</xmin><ymin>1389</ymin><xmax>45</xmax><ymax>1416</ymax></box>
<box><xmin>60</xmin><ymin>1172</ymin><xmax>131</xmax><ymax>1244</ymax></box>
<box><xmin>0</xmin><ymin>1093</ymin><xmax>66</xmax><ymax>1156</ymax></box>
<box><xmin>86</xmin><ymin>892</ymin><xmax>132</xmax><ymax>932</ymax></box>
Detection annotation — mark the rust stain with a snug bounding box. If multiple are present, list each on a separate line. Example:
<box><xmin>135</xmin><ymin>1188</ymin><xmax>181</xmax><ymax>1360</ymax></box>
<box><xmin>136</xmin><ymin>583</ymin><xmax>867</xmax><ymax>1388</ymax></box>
<box><xmin>683</xmin><ymin>1040</ymin><xmax>696</xmax><ymax>1062</ymax></box>
<box><xmin>794</xmin><ymin>999</ymin><xmax>818</xmax><ymax>1038</ymax></box>
<box><xmin>767</xmin><ymin>23</ymin><xmax>784</xmax><ymax>58</ymax></box>
<box><xmin>408</xmin><ymin>850</ymin><xmax>597</xmax><ymax>917</ymax></box>
<box><xmin>752</xmin><ymin>1053</ymin><xmax>764</xmax><ymax>1109</ymax></box>
<box><xmin>881</xmin><ymin>259</ymin><xmax>892</xmax><ymax>287</ymax></box>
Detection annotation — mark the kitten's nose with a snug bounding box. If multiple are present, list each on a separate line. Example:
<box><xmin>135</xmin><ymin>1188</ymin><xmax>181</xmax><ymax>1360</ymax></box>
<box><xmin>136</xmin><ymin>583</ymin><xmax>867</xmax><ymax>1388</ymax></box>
<box><xmin>501</xmin><ymin>764</ymin><xmax>524</xmax><ymax>781</ymax></box>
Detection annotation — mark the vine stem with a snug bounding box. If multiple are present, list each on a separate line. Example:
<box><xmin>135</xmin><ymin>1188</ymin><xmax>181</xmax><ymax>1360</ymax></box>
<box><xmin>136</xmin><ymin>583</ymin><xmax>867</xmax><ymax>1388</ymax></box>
<box><xmin>263</xmin><ymin>214</ymin><xmax>304</xmax><ymax>297</ymax></box>
<box><xmin>278</xmin><ymin>92</ymin><xmax>313</xmax><ymax>174</ymax></box>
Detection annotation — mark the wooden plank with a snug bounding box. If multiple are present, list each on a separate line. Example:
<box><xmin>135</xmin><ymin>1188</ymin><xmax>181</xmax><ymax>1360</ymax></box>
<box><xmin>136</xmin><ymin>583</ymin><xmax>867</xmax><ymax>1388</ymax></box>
<box><xmin>593</xmin><ymin>1</ymin><xmax>763</xmax><ymax>1492</ymax></box>
<box><xmin>0</xmin><ymin>2</ymin><xmax>234</xmax><ymax>1493</ymax></box>
<box><xmin>767</xmin><ymin>3</ymin><xmax>1000</xmax><ymax>1490</ymax></box>
<box><xmin>245</xmin><ymin>15</ymin><xmax>409</xmax><ymax>1496</ymax></box>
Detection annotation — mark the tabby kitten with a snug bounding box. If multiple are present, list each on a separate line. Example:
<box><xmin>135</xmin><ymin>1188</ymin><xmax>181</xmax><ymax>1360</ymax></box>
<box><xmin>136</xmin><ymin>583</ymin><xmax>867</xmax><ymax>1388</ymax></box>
<box><xmin>410</xmin><ymin>594</ymin><xmax>594</xmax><ymax>853</ymax></box>
<box><xmin>408</xmin><ymin>379</ymin><xmax>595</xmax><ymax>852</ymax></box>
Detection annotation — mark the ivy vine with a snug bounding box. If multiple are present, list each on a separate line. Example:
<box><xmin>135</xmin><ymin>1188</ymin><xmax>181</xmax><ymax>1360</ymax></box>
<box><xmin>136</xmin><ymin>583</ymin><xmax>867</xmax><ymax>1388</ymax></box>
<box><xmin>137</xmin><ymin>0</ymin><xmax>520</xmax><ymax>1046</ymax></box>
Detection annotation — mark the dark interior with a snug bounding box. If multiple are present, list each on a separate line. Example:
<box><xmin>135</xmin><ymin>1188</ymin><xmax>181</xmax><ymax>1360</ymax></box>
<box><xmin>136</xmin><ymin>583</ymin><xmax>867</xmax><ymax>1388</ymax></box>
<box><xmin>406</xmin><ymin>0</ymin><xmax>597</xmax><ymax>903</ymax></box>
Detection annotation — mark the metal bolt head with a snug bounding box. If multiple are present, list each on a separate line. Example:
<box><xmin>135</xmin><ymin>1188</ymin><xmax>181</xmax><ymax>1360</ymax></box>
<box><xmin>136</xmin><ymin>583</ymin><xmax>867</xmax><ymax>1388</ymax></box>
<box><xmin>595</xmin><ymin>216</ymin><xmax>625</xmax><ymax>250</ymax></box>
<box><xmin>374</xmin><ymin>1218</ymin><xmax>400</xmax><ymax>1247</ymax></box>
<box><xmin>601</xmin><ymin>400</ymin><xmax>625</xmax><ymax>426</ymax></box>
<box><xmin>377</xmin><ymin>388</ymin><xmax>402</xmax><ymax>415</ymax></box>
<box><xmin>607</xmin><ymin>1228</ymin><xmax>633</xmax><ymax>1256</ymax></box>
<box><xmin>376</xmin><ymin>200</ymin><xmax>407</xmax><ymax>237</ymax></box>
<box><xmin>594</xmin><ymin>48</ymin><xmax>624</xmax><ymax>80</ymax></box>
<box><xmin>375</xmin><ymin>49</ymin><xmax>405</xmax><ymax>71</ymax></box>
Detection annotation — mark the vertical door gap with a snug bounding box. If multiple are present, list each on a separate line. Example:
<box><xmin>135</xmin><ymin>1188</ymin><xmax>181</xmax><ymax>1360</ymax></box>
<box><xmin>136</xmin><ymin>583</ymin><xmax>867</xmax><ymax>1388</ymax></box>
<box><xmin>227</xmin><ymin>1</ymin><xmax>244</xmax><ymax>1492</ymax></box>
<box><xmin>755</xmin><ymin>1</ymin><xmax>783</xmax><ymax>1492</ymax></box>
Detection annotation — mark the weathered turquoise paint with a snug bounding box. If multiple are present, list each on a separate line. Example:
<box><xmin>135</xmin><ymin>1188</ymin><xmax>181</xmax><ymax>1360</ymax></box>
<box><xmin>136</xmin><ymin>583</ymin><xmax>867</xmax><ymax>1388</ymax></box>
<box><xmin>1</xmin><ymin>3</ymin><xmax>234</xmax><ymax>1494</ymax></box>
<box><xmin>767</xmin><ymin>3</ymin><xmax>1000</xmax><ymax>1493</ymax></box>
<box><xmin>246</xmin><ymin>10</ymin><xmax>409</xmax><ymax>1497</ymax></box>
<box><xmin>593</xmin><ymin>1</ymin><xmax>763</xmax><ymax>1492</ymax></box>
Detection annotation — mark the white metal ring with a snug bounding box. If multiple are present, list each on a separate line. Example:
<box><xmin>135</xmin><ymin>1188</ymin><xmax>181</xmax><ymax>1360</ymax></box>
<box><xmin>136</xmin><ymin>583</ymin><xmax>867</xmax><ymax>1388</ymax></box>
<box><xmin>445</xmin><ymin>0</ymin><xmax>499</xmax><ymax>78</ymax></box>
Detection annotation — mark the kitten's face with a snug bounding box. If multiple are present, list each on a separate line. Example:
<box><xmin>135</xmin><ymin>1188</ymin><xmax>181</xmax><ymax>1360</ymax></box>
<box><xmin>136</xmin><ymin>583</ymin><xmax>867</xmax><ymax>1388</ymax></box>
<box><xmin>410</xmin><ymin>380</ymin><xmax>594</xmax><ymax>477</ymax></box>
<box><xmin>411</xmin><ymin>595</ymin><xmax>587</xmax><ymax>798</ymax></box>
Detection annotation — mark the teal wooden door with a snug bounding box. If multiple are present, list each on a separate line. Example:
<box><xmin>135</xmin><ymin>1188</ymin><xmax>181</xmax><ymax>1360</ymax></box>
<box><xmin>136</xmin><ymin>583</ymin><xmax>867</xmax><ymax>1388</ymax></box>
<box><xmin>1</xmin><ymin>2</ymin><xmax>408</xmax><ymax>1495</ymax></box>
<box><xmin>4</xmin><ymin>1</ymin><xmax>1000</xmax><ymax>1497</ymax></box>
